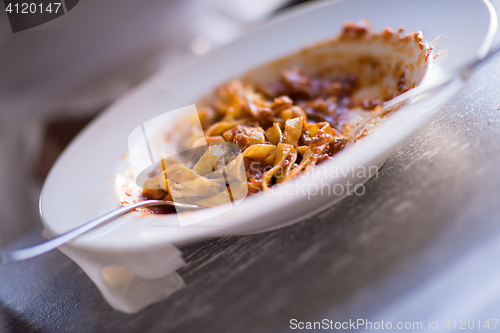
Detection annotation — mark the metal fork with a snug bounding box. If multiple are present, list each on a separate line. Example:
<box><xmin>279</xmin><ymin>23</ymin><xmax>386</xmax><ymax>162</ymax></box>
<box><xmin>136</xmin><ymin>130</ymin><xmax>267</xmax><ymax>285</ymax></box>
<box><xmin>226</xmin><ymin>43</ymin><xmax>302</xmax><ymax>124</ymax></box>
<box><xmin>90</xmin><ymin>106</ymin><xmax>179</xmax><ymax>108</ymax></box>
<box><xmin>345</xmin><ymin>46</ymin><xmax>500</xmax><ymax>147</ymax></box>
<box><xmin>0</xmin><ymin>200</ymin><xmax>200</xmax><ymax>264</ymax></box>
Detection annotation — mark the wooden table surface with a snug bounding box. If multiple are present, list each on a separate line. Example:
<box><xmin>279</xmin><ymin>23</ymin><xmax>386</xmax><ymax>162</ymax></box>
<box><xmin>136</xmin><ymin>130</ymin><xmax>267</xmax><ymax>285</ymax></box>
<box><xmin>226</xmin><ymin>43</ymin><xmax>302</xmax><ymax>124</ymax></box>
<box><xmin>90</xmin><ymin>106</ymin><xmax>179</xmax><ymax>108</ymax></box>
<box><xmin>2</xmin><ymin>33</ymin><xmax>500</xmax><ymax>333</ymax></box>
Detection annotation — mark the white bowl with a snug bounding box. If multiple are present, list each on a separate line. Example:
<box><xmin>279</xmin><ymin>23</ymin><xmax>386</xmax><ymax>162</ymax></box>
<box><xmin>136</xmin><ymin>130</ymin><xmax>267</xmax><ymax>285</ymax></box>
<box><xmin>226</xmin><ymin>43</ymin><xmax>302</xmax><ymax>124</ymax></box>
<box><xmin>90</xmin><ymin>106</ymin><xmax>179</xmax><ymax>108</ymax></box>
<box><xmin>40</xmin><ymin>0</ymin><xmax>497</xmax><ymax>252</ymax></box>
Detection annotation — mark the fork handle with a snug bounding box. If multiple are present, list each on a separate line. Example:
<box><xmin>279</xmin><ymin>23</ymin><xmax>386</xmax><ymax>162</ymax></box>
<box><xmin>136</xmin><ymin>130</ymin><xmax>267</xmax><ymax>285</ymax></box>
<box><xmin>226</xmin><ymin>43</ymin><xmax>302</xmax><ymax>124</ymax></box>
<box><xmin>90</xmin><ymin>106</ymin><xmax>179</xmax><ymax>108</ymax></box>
<box><xmin>0</xmin><ymin>200</ymin><xmax>197</xmax><ymax>264</ymax></box>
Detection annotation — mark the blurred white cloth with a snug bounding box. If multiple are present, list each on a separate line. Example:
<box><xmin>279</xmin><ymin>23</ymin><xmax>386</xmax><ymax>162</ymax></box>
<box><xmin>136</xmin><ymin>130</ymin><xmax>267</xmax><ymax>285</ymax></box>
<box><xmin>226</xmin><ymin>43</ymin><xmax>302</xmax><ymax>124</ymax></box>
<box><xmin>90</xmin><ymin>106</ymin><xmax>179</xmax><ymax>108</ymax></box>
<box><xmin>59</xmin><ymin>239</ymin><xmax>187</xmax><ymax>313</ymax></box>
<box><xmin>0</xmin><ymin>0</ymin><xmax>287</xmax><ymax>246</ymax></box>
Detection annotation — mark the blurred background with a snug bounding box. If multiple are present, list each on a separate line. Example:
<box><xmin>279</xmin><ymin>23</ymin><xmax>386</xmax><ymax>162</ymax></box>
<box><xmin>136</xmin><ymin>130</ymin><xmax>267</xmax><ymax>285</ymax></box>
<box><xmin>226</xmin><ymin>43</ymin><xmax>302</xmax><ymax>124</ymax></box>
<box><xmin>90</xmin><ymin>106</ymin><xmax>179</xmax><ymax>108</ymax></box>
<box><xmin>0</xmin><ymin>0</ymin><xmax>309</xmax><ymax>247</ymax></box>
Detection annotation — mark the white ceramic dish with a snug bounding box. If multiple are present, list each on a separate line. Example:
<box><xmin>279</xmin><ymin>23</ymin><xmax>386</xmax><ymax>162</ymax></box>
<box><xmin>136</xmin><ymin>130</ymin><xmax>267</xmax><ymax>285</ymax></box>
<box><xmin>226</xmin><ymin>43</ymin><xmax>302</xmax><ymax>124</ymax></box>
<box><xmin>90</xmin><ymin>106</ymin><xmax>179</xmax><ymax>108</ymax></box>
<box><xmin>40</xmin><ymin>0</ymin><xmax>497</xmax><ymax>252</ymax></box>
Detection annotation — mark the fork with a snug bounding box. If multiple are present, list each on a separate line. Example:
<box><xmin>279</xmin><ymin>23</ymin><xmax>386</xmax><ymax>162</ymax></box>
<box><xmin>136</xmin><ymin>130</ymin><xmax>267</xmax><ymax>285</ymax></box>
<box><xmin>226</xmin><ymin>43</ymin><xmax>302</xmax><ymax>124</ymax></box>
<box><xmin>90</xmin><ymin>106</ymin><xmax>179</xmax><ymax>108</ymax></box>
<box><xmin>345</xmin><ymin>46</ymin><xmax>500</xmax><ymax>147</ymax></box>
<box><xmin>0</xmin><ymin>200</ymin><xmax>200</xmax><ymax>264</ymax></box>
